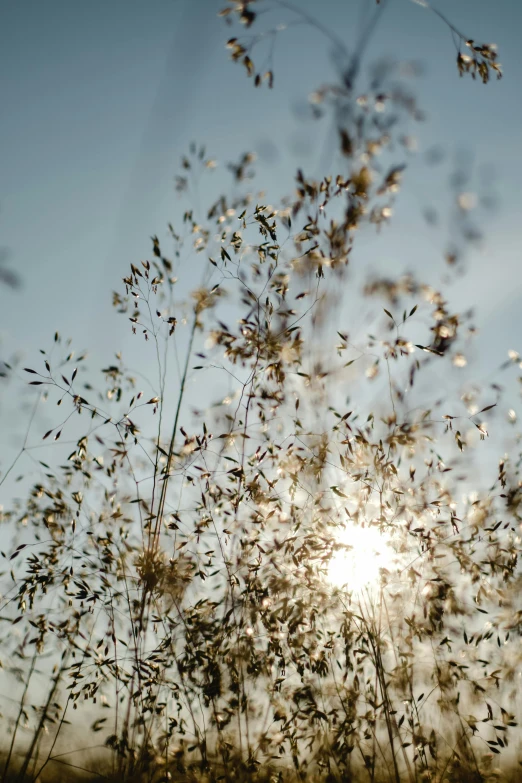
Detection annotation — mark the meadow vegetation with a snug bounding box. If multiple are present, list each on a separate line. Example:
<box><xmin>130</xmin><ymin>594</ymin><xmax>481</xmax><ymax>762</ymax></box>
<box><xmin>1</xmin><ymin>2</ymin><xmax>519</xmax><ymax>781</ymax></box>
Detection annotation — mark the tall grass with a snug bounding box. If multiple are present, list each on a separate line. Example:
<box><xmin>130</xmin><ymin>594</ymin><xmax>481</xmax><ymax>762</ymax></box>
<box><xmin>0</xmin><ymin>3</ymin><xmax>517</xmax><ymax>782</ymax></box>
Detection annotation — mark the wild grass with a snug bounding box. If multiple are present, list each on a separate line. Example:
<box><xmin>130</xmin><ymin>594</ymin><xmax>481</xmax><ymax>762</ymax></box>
<box><xmin>0</xmin><ymin>2</ymin><xmax>517</xmax><ymax>782</ymax></box>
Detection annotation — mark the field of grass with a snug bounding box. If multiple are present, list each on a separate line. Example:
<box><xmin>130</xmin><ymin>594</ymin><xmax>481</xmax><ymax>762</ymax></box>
<box><xmin>0</xmin><ymin>3</ymin><xmax>517</xmax><ymax>783</ymax></box>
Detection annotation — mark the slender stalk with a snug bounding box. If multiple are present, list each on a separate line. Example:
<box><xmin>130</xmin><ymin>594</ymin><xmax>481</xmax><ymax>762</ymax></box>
<box><xmin>120</xmin><ymin>313</ymin><xmax>198</xmax><ymax>773</ymax></box>
<box><xmin>20</xmin><ymin>656</ymin><xmax>67</xmax><ymax>783</ymax></box>
<box><xmin>3</xmin><ymin>652</ymin><xmax>38</xmax><ymax>783</ymax></box>
<box><xmin>152</xmin><ymin>310</ymin><xmax>198</xmax><ymax>552</ymax></box>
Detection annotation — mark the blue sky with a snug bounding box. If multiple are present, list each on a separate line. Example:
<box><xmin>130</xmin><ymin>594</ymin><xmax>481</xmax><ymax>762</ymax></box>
<box><xmin>1</xmin><ymin>0</ymin><xmax>522</xmax><ymax>477</ymax></box>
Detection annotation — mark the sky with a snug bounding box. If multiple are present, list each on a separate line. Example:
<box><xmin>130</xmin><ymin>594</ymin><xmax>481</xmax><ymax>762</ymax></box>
<box><xmin>1</xmin><ymin>0</ymin><xmax>522</xmax><ymax>481</ymax></box>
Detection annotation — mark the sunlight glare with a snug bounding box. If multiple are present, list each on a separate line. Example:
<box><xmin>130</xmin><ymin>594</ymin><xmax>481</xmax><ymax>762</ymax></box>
<box><xmin>328</xmin><ymin>524</ymin><xmax>394</xmax><ymax>593</ymax></box>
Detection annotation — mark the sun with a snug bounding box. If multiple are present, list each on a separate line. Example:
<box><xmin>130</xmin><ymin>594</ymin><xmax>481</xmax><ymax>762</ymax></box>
<box><xmin>328</xmin><ymin>523</ymin><xmax>395</xmax><ymax>593</ymax></box>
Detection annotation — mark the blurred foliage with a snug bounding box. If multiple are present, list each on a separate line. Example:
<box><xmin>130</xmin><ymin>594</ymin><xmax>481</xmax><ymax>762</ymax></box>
<box><xmin>0</xmin><ymin>3</ymin><xmax>517</xmax><ymax>783</ymax></box>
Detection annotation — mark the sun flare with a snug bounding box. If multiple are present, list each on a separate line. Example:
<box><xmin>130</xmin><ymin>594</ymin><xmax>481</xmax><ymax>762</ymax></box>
<box><xmin>328</xmin><ymin>523</ymin><xmax>395</xmax><ymax>593</ymax></box>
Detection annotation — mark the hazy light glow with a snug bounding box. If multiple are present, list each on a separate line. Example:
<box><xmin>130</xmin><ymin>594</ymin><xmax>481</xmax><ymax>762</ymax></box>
<box><xmin>328</xmin><ymin>524</ymin><xmax>395</xmax><ymax>592</ymax></box>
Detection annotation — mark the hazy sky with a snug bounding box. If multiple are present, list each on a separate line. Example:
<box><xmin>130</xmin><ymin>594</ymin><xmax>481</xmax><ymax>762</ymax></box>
<box><xmin>1</xmin><ymin>0</ymin><xmax>522</xmax><ymax>475</ymax></box>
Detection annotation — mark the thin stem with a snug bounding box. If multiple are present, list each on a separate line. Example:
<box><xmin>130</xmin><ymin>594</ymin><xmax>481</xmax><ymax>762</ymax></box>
<box><xmin>3</xmin><ymin>652</ymin><xmax>38</xmax><ymax>783</ymax></box>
